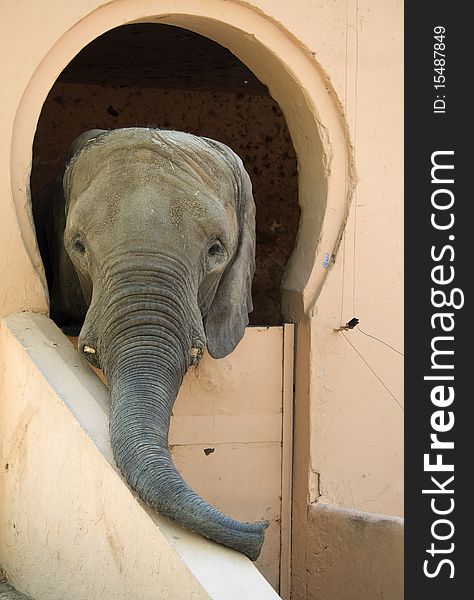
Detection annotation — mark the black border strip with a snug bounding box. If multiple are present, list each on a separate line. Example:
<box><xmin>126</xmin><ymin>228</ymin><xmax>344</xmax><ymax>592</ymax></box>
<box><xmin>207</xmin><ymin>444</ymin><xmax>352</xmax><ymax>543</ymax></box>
<box><xmin>405</xmin><ymin>3</ymin><xmax>468</xmax><ymax>596</ymax></box>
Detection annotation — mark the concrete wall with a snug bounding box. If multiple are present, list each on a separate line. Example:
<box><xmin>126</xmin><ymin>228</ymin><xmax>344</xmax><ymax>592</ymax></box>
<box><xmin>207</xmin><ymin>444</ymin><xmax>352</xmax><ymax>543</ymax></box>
<box><xmin>288</xmin><ymin>4</ymin><xmax>404</xmax><ymax>597</ymax></box>
<box><xmin>305</xmin><ymin>504</ymin><xmax>403</xmax><ymax>599</ymax></box>
<box><xmin>0</xmin><ymin>1</ymin><xmax>403</xmax><ymax>599</ymax></box>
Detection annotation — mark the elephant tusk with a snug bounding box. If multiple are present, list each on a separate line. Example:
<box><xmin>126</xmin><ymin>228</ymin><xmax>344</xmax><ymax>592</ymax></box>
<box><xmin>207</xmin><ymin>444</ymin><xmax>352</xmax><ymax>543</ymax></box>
<box><xmin>189</xmin><ymin>347</ymin><xmax>203</xmax><ymax>366</ymax></box>
<box><xmin>83</xmin><ymin>345</ymin><xmax>96</xmax><ymax>354</ymax></box>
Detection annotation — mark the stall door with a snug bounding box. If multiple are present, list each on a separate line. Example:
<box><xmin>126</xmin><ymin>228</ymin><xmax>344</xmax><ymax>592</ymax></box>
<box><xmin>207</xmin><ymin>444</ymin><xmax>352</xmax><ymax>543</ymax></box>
<box><xmin>170</xmin><ymin>325</ymin><xmax>294</xmax><ymax>594</ymax></box>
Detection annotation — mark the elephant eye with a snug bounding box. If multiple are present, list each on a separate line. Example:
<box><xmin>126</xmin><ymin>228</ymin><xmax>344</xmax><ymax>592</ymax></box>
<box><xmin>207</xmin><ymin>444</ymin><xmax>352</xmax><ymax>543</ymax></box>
<box><xmin>208</xmin><ymin>241</ymin><xmax>223</xmax><ymax>257</ymax></box>
<box><xmin>73</xmin><ymin>238</ymin><xmax>86</xmax><ymax>254</ymax></box>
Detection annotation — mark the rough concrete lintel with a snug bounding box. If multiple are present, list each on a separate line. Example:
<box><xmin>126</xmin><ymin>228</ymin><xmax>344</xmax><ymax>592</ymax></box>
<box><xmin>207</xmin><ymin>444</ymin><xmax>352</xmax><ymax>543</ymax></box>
<box><xmin>310</xmin><ymin>501</ymin><xmax>404</xmax><ymax>528</ymax></box>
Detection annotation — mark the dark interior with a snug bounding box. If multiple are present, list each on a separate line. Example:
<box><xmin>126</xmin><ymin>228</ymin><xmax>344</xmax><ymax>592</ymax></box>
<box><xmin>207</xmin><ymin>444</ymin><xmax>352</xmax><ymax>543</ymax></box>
<box><xmin>31</xmin><ymin>23</ymin><xmax>300</xmax><ymax>325</ymax></box>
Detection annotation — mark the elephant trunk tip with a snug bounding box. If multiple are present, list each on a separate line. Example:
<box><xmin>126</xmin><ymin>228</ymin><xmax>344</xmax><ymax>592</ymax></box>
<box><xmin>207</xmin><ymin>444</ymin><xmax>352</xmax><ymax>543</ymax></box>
<box><xmin>244</xmin><ymin>519</ymin><xmax>269</xmax><ymax>561</ymax></box>
<box><xmin>213</xmin><ymin>518</ymin><xmax>269</xmax><ymax>561</ymax></box>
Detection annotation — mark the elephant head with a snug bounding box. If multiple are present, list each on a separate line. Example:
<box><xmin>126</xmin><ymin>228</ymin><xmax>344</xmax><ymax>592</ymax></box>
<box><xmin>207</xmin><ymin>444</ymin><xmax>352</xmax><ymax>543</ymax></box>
<box><xmin>49</xmin><ymin>127</ymin><xmax>267</xmax><ymax>560</ymax></box>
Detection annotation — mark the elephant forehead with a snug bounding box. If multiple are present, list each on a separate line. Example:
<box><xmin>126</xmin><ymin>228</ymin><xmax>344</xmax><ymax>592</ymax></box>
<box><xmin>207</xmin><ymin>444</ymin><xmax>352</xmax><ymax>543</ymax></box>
<box><xmin>120</xmin><ymin>182</ymin><xmax>236</xmax><ymax>236</ymax></box>
<box><xmin>66</xmin><ymin>130</ymin><xmax>236</xmax><ymax>203</ymax></box>
<box><xmin>69</xmin><ymin>178</ymin><xmax>236</xmax><ymax>245</ymax></box>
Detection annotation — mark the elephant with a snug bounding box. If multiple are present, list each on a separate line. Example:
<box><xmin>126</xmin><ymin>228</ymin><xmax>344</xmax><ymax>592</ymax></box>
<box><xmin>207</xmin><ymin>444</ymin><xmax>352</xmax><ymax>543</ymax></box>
<box><xmin>34</xmin><ymin>127</ymin><xmax>267</xmax><ymax>560</ymax></box>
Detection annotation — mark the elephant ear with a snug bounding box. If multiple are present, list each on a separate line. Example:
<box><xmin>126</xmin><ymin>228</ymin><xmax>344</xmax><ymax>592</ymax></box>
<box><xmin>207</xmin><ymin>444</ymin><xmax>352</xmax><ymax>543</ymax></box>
<box><xmin>63</xmin><ymin>129</ymin><xmax>108</xmax><ymax>205</ymax></box>
<box><xmin>66</xmin><ymin>129</ymin><xmax>108</xmax><ymax>162</ymax></box>
<box><xmin>47</xmin><ymin>129</ymin><xmax>108</xmax><ymax>327</ymax></box>
<box><xmin>204</xmin><ymin>143</ymin><xmax>256</xmax><ymax>359</ymax></box>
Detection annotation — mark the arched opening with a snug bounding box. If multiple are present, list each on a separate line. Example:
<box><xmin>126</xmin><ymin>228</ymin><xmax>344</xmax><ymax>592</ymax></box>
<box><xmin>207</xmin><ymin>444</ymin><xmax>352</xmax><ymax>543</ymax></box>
<box><xmin>12</xmin><ymin>5</ymin><xmax>353</xmax><ymax>322</ymax></box>
<box><xmin>30</xmin><ymin>23</ymin><xmax>300</xmax><ymax>326</ymax></box>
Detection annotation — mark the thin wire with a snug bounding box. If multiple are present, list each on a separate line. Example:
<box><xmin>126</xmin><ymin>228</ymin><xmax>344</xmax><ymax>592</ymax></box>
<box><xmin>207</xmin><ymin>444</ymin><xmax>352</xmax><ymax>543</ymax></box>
<box><xmin>341</xmin><ymin>0</ymin><xmax>349</xmax><ymax>324</ymax></box>
<box><xmin>351</xmin><ymin>0</ymin><xmax>360</xmax><ymax>315</ymax></box>
<box><xmin>337</xmin><ymin>2</ymin><xmax>403</xmax><ymax>411</ymax></box>
<box><xmin>341</xmin><ymin>332</ymin><xmax>404</xmax><ymax>412</ymax></box>
<box><xmin>356</xmin><ymin>326</ymin><xmax>404</xmax><ymax>357</ymax></box>
<box><xmin>340</xmin><ymin>232</ymin><xmax>347</xmax><ymax>322</ymax></box>
<box><xmin>351</xmin><ymin>203</ymin><xmax>357</xmax><ymax>315</ymax></box>
<box><xmin>344</xmin><ymin>0</ymin><xmax>349</xmax><ymax>108</ymax></box>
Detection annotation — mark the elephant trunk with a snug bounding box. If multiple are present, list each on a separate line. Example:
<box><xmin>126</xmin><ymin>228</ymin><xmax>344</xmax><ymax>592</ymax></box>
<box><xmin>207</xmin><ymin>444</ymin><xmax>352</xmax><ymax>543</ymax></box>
<box><xmin>97</xmin><ymin>261</ymin><xmax>267</xmax><ymax>560</ymax></box>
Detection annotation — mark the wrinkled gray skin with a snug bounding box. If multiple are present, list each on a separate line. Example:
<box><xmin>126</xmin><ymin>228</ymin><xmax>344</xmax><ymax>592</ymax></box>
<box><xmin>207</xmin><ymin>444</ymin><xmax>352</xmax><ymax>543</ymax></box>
<box><xmin>36</xmin><ymin>128</ymin><xmax>267</xmax><ymax>560</ymax></box>
<box><xmin>0</xmin><ymin>583</ymin><xmax>33</xmax><ymax>600</ymax></box>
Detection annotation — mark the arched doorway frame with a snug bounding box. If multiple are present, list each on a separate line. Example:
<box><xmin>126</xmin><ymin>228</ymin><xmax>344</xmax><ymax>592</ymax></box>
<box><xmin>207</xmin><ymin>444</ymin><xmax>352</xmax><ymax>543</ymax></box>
<box><xmin>10</xmin><ymin>0</ymin><xmax>355</xmax><ymax>591</ymax></box>
<box><xmin>11</xmin><ymin>0</ymin><xmax>354</xmax><ymax>316</ymax></box>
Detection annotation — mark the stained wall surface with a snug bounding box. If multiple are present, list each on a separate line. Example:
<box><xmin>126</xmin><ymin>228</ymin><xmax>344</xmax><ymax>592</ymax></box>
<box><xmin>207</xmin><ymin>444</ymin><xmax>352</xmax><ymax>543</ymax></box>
<box><xmin>305</xmin><ymin>503</ymin><xmax>403</xmax><ymax>599</ymax></box>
